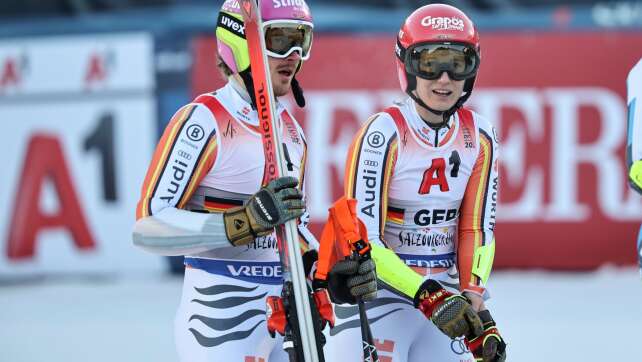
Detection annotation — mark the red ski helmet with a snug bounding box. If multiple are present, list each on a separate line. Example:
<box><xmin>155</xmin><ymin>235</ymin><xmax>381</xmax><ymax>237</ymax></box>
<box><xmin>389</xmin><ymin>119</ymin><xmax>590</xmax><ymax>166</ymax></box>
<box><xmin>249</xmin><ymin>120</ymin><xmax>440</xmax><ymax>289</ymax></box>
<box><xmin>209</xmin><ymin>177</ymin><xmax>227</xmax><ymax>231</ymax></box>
<box><xmin>395</xmin><ymin>4</ymin><xmax>480</xmax><ymax>117</ymax></box>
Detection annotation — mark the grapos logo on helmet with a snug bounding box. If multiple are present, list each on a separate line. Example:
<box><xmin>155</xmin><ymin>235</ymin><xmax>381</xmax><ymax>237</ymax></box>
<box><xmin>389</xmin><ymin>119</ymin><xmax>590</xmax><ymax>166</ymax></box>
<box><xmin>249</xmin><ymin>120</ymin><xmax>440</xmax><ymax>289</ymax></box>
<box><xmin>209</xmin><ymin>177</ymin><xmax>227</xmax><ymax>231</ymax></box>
<box><xmin>420</xmin><ymin>16</ymin><xmax>465</xmax><ymax>31</ymax></box>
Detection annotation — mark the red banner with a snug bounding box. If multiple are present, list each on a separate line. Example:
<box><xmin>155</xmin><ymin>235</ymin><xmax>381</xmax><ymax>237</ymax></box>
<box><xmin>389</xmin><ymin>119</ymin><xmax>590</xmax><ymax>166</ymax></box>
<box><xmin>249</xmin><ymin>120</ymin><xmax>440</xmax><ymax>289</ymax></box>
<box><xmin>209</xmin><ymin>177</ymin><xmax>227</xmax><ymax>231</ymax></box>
<box><xmin>192</xmin><ymin>32</ymin><xmax>642</xmax><ymax>269</ymax></box>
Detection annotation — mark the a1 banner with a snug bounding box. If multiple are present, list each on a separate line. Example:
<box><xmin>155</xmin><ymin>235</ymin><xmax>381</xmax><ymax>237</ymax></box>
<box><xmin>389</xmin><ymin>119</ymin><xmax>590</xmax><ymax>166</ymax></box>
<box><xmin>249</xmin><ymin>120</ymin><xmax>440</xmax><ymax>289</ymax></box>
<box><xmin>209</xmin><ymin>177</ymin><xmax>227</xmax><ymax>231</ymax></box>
<box><xmin>0</xmin><ymin>33</ymin><xmax>161</xmax><ymax>276</ymax></box>
<box><xmin>192</xmin><ymin>32</ymin><xmax>642</xmax><ymax>269</ymax></box>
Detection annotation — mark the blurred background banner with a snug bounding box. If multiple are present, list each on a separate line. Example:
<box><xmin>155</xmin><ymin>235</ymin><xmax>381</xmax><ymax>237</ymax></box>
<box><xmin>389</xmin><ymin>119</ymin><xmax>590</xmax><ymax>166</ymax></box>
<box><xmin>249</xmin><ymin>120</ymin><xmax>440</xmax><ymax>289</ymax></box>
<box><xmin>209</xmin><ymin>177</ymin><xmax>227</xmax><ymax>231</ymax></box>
<box><xmin>2</xmin><ymin>2</ymin><xmax>642</xmax><ymax>362</ymax></box>
<box><xmin>1</xmin><ymin>1</ymin><xmax>641</xmax><ymax>276</ymax></box>
<box><xmin>0</xmin><ymin>33</ymin><xmax>163</xmax><ymax>276</ymax></box>
<box><xmin>193</xmin><ymin>32</ymin><xmax>642</xmax><ymax>270</ymax></box>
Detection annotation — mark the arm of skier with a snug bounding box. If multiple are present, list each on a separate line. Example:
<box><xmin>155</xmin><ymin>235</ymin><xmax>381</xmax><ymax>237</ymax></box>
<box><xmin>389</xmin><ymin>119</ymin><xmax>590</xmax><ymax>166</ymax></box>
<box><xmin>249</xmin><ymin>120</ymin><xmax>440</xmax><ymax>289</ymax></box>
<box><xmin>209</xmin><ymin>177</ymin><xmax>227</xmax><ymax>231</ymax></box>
<box><xmin>458</xmin><ymin>122</ymin><xmax>507</xmax><ymax>361</ymax></box>
<box><xmin>627</xmin><ymin>59</ymin><xmax>642</xmax><ymax>194</ymax></box>
<box><xmin>132</xmin><ymin>104</ymin><xmax>304</xmax><ymax>255</ymax></box>
<box><xmin>133</xmin><ymin>103</ymin><xmax>220</xmax><ymax>255</ymax></box>
<box><xmin>457</xmin><ymin>122</ymin><xmax>499</xmax><ymax>309</ymax></box>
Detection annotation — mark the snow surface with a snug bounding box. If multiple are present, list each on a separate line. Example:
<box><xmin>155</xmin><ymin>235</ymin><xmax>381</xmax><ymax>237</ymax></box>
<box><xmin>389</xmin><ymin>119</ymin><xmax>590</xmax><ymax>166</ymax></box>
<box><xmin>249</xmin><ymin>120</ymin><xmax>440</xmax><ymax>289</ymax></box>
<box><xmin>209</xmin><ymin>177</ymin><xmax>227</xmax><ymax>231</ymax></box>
<box><xmin>2</xmin><ymin>268</ymin><xmax>641</xmax><ymax>362</ymax></box>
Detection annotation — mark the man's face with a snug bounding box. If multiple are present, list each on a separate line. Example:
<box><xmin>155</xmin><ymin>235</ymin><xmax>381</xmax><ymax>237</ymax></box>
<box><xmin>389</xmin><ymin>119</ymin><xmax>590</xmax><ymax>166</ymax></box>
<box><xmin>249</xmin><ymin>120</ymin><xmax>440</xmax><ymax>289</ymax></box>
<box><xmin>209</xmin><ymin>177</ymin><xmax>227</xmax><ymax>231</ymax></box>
<box><xmin>268</xmin><ymin>52</ymin><xmax>301</xmax><ymax>97</ymax></box>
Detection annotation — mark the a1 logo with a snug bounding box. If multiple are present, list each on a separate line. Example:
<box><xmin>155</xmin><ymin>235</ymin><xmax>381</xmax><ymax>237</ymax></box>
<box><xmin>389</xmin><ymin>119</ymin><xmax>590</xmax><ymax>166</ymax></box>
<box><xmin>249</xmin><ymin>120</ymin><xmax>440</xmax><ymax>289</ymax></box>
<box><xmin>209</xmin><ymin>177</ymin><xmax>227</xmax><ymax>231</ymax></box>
<box><xmin>418</xmin><ymin>150</ymin><xmax>461</xmax><ymax>194</ymax></box>
<box><xmin>6</xmin><ymin>114</ymin><xmax>117</xmax><ymax>260</ymax></box>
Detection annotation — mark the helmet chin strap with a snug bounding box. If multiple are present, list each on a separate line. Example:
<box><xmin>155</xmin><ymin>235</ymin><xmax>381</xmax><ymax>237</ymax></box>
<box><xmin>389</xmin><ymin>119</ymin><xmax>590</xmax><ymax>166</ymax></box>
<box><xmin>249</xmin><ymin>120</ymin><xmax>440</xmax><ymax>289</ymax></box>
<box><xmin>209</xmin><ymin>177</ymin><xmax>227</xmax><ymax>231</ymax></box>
<box><xmin>292</xmin><ymin>58</ymin><xmax>306</xmax><ymax>107</ymax></box>
<box><xmin>238</xmin><ymin>62</ymin><xmax>307</xmax><ymax>110</ymax></box>
<box><xmin>406</xmin><ymin>75</ymin><xmax>476</xmax><ymax>129</ymax></box>
<box><xmin>291</xmin><ymin>76</ymin><xmax>305</xmax><ymax>107</ymax></box>
<box><xmin>408</xmin><ymin>91</ymin><xmax>451</xmax><ymax>128</ymax></box>
<box><xmin>238</xmin><ymin>69</ymin><xmax>258</xmax><ymax>110</ymax></box>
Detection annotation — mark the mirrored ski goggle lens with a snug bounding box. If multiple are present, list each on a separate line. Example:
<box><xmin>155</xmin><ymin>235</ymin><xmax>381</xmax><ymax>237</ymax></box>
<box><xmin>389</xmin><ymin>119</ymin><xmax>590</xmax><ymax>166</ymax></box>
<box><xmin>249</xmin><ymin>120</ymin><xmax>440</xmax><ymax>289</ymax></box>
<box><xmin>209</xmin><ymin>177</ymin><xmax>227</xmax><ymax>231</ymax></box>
<box><xmin>408</xmin><ymin>45</ymin><xmax>478</xmax><ymax>80</ymax></box>
<box><xmin>264</xmin><ymin>24</ymin><xmax>312</xmax><ymax>59</ymax></box>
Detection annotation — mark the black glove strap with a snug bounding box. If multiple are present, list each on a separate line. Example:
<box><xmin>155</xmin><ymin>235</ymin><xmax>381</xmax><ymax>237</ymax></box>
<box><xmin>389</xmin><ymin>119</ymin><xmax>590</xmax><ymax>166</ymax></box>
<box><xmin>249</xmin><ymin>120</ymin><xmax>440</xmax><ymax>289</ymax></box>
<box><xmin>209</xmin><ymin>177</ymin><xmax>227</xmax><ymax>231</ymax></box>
<box><xmin>413</xmin><ymin>279</ymin><xmax>444</xmax><ymax>307</ymax></box>
<box><xmin>250</xmin><ymin>189</ymin><xmax>280</xmax><ymax>224</ymax></box>
<box><xmin>477</xmin><ymin>309</ymin><xmax>495</xmax><ymax>326</ymax></box>
<box><xmin>302</xmin><ymin>250</ymin><xmax>318</xmax><ymax>279</ymax></box>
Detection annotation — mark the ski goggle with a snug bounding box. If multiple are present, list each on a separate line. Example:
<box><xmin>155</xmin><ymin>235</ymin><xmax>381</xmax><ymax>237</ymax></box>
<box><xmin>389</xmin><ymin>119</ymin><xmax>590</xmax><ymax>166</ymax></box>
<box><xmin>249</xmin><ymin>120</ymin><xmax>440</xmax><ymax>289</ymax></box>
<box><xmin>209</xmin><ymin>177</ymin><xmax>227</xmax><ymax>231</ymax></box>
<box><xmin>264</xmin><ymin>20</ymin><xmax>313</xmax><ymax>60</ymax></box>
<box><xmin>405</xmin><ymin>43</ymin><xmax>479</xmax><ymax>81</ymax></box>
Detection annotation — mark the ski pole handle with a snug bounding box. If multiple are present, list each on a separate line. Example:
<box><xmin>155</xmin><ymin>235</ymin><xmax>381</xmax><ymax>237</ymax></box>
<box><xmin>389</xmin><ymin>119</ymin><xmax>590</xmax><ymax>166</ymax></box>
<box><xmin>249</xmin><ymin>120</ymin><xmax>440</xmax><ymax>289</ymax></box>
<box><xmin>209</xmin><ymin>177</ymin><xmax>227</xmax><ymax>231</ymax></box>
<box><xmin>350</xmin><ymin>246</ymin><xmax>378</xmax><ymax>362</ymax></box>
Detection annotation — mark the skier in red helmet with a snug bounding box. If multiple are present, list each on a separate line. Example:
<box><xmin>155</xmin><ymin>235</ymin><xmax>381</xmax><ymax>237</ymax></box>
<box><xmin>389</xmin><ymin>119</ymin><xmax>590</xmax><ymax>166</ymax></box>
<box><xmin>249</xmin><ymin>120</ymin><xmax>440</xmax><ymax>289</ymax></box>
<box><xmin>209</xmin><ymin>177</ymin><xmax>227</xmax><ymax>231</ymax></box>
<box><xmin>322</xmin><ymin>4</ymin><xmax>507</xmax><ymax>361</ymax></box>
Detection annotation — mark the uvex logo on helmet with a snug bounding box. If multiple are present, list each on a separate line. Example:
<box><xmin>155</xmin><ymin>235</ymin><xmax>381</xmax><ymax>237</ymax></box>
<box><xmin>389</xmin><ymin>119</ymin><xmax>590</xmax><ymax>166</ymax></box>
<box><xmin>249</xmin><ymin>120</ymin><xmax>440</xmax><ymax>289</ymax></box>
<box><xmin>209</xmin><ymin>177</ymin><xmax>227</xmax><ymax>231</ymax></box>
<box><xmin>219</xmin><ymin>13</ymin><xmax>245</xmax><ymax>37</ymax></box>
<box><xmin>420</xmin><ymin>16</ymin><xmax>465</xmax><ymax>31</ymax></box>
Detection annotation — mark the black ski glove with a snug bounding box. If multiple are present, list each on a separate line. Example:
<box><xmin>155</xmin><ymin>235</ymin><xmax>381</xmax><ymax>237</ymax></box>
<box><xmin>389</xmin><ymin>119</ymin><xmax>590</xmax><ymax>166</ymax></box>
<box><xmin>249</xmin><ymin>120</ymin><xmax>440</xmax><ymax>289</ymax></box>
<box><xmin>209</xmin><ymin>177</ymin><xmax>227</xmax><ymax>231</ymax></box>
<box><xmin>224</xmin><ymin>176</ymin><xmax>304</xmax><ymax>246</ymax></box>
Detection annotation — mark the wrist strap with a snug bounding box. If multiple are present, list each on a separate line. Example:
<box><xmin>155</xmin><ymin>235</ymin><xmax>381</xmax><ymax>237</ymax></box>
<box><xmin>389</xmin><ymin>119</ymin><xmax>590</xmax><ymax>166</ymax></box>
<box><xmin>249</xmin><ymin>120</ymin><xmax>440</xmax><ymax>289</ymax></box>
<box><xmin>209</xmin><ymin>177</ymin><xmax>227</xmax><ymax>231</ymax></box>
<box><xmin>414</xmin><ymin>279</ymin><xmax>450</xmax><ymax>310</ymax></box>
<box><xmin>224</xmin><ymin>207</ymin><xmax>255</xmax><ymax>246</ymax></box>
<box><xmin>477</xmin><ymin>309</ymin><xmax>495</xmax><ymax>326</ymax></box>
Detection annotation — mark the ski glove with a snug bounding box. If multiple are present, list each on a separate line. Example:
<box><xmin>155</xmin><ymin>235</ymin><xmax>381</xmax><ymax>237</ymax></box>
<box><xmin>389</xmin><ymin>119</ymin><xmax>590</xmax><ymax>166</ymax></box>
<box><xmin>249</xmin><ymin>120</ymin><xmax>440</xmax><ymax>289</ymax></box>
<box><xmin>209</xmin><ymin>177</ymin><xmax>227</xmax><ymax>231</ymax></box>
<box><xmin>224</xmin><ymin>176</ymin><xmax>304</xmax><ymax>246</ymax></box>
<box><xmin>302</xmin><ymin>250</ymin><xmax>336</xmax><ymax>331</ymax></box>
<box><xmin>465</xmin><ymin>310</ymin><xmax>507</xmax><ymax>362</ymax></box>
<box><xmin>321</xmin><ymin>258</ymin><xmax>377</xmax><ymax>304</ymax></box>
<box><xmin>414</xmin><ymin>279</ymin><xmax>483</xmax><ymax>339</ymax></box>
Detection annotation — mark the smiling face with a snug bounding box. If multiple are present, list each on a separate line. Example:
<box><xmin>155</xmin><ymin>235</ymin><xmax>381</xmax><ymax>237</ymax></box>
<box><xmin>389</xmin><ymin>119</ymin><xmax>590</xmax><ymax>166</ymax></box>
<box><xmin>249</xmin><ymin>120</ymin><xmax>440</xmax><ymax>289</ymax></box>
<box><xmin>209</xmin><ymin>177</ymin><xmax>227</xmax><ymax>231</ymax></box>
<box><xmin>268</xmin><ymin>52</ymin><xmax>301</xmax><ymax>97</ymax></box>
<box><xmin>414</xmin><ymin>71</ymin><xmax>465</xmax><ymax>124</ymax></box>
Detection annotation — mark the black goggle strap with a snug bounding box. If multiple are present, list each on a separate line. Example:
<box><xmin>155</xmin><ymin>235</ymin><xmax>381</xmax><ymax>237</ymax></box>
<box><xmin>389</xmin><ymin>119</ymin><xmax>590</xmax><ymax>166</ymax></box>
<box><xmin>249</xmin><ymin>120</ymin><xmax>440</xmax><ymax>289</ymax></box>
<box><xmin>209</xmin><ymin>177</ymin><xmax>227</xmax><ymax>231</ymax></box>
<box><xmin>239</xmin><ymin>69</ymin><xmax>257</xmax><ymax>110</ymax></box>
<box><xmin>292</xmin><ymin>76</ymin><xmax>305</xmax><ymax>108</ymax></box>
<box><xmin>395</xmin><ymin>38</ymin><xmax>406</xmax><ymax>62</ymax></box>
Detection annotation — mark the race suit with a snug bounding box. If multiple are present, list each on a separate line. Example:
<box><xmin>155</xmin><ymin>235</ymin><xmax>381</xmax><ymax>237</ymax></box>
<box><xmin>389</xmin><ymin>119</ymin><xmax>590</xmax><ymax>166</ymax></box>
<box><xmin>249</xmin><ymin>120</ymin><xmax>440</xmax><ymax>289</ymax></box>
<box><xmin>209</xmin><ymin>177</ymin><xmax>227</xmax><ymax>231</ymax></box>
<box><xmin>323</xmin><ymin>97</ymin><xmax>499</xmax><ymax>362</ymax></box>
<box><xmin>626</xmin><ymin>58</ymin><xmax>642</xmax><ymax>274</ymax></box>
<box><xmin>135</xmin><ymin>80</ymin><xmax>315</xmax><ymax>362</ymax></box>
